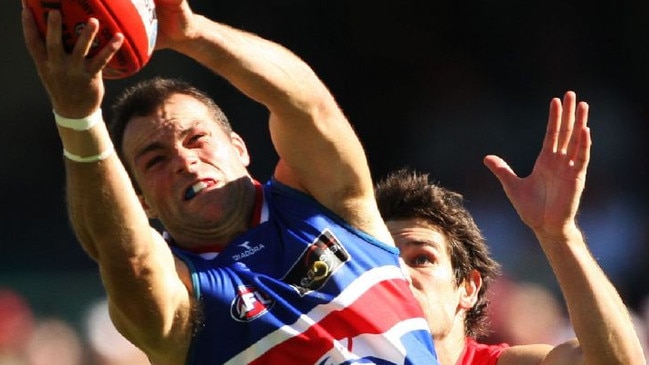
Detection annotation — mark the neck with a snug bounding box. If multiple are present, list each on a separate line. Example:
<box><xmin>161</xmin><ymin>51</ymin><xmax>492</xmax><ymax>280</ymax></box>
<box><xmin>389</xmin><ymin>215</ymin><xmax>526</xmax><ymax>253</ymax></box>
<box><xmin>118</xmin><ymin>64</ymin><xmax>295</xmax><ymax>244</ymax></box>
<box><xmin>434</xmin><ymin>335</ymin><xmax>467</xmax><ymax>365</ymax></box>
<box><xmin>433</xmin><ymin>316</ymin><xmax>469</xmax><ymax>365</ymax></box>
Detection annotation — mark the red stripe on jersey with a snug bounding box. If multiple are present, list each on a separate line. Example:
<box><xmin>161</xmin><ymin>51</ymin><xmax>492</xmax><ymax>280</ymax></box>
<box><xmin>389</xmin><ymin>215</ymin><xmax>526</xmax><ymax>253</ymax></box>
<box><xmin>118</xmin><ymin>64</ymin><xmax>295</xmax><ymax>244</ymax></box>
<box><xmin>250</xmin><ymin>179</ymin><xmax>264</xmax><ymax>227</ymax></box>
<box><xmin>248</xmin><ymin>277</ymin><xmax>425</xmax><ymax>364</ymax></box>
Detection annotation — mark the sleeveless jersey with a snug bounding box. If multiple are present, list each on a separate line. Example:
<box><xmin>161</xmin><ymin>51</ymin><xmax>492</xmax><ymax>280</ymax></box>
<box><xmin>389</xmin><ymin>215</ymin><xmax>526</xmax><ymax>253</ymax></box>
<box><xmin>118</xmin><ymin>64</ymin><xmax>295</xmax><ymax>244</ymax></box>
<box><xmin>170</xmin><ymin>179</ymin><xmax>438</xmax><ymax>365</ymax></box>
<box><xmin>456</xmin><ymin>337</ymin><xmax>509</xmax><ymax>365</ymax></box>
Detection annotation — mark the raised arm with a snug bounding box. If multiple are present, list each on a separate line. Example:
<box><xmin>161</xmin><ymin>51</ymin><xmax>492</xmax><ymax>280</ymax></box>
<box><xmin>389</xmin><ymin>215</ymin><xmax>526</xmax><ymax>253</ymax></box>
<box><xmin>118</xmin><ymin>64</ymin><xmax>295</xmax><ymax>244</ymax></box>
<box><xmin>153</xmin><ymin>0</ymin><xmax>389</xmax><ymax>241</ymax></box>
<box><xmin>483</xmin><ymin>91</ymin><xmax>646</xmax><ymax>365</ymax></box>
<box><xmin>21</xmin><ymin>7</ymin><xmax>193</xmax><ymax>364</ymax></box>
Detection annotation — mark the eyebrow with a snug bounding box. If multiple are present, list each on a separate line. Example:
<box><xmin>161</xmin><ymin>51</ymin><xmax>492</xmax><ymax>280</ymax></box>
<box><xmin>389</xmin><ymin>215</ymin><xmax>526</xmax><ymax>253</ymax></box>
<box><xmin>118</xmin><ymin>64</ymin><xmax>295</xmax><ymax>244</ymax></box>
<box><xmin>134</xmin><ymin>141</ymin><xmax>166</xmax><ymax>164</ymax></box>
<box><xmin>402</xmin><ymin>239</ymin><xmax>446</xmax><ymax>253</ymax></box>
<box><xmin>410</xmin><ymin>240</ymin><xmax>437</xmax><ymax>248</ymax></box>
<box><xmin>133</xmin><ymin>124</ymin><xmax>197</xmax><ymax>163</ymax></box>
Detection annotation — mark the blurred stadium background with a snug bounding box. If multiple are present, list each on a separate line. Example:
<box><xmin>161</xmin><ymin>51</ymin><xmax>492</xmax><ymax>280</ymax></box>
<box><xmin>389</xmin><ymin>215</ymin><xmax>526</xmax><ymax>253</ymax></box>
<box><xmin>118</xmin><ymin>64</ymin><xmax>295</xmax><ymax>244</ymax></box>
<box><xmin>1</xmin><ymin>0</ymin><xmax>648</xmax><ymax>362</ymax></box>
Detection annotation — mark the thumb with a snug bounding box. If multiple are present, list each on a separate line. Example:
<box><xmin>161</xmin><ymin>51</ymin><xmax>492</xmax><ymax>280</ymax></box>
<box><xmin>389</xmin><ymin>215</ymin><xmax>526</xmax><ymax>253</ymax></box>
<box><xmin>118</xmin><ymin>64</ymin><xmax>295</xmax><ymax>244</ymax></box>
<box><xmin>483</xmin><ymin>155</ymin><xmax>518</xmax><ymax>188</ymax></box>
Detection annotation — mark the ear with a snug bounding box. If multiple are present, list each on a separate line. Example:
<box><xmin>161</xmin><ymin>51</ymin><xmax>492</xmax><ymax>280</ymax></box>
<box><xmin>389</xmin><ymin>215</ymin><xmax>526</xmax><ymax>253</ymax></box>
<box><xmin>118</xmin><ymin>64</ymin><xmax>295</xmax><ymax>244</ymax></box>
<box><xmin>459</xmin><ymin>269</ymin><xmax>482</xmax><ymax>310</ymax></box>
<box><xmin>138</xmin><ymin>194</ymin><xmax>158</xmax><ymax>219</ymax></box>
<box><xmin>230</xmin><ymin>132</ymin><xmax>250</xmax><ymax>167</ymax></box>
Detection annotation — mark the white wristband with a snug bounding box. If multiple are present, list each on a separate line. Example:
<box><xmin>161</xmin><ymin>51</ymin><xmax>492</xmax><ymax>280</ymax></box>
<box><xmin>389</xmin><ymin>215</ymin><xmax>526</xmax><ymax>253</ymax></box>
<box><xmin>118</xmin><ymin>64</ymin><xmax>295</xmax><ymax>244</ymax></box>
<box><xmin>54</xmin><ymin>108</ymin><xmax>103</xmax><ymax>131</ymax></box>
<box><xmin>63</xmin><ymin>144</ymin><xmax>115</xmax><ymax>163</ymax></box>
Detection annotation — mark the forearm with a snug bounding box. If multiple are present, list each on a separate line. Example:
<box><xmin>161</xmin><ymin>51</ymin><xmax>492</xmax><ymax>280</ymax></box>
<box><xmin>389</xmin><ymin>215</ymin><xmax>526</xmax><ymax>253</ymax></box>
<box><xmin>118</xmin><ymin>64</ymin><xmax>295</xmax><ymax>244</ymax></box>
<box><xmin>170</xmin><ymin>15</ymin><xmax>331</xmax><ymax>118</ymax></box>
<box><xmin>59</xmin><ymin>118</ymin><xmax>193</xmax><ymax>360</ymax></box>
<box><xmin>57</xmin><ymin>118</ymin><xmax>151</xmax><ymax>260</ymax></box>
<box><xmin>537</xmin><ymin>227</ymin><xmax>645</xmax><ymax>365</ymax></box>
<box><xmin>59</xmin><ymin>119</ymin><xmax>181</xmax><ymax>309</ymax></box>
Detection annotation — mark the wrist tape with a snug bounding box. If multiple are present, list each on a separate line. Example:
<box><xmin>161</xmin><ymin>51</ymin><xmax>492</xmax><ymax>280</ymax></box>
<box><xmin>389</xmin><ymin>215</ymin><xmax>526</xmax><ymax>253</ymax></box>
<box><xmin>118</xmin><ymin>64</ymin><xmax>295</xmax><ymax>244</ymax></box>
<box><xmin>63</xmin><ymin>145</ymin><xmax>115</xmax><ymax>163</ymax></box>
<box><xmin>53</xmin><ymin>108</ymin><xmax>102</xmax><ymax>131</ymax></box>
<box><xmin>53</xmin><ymin>108</ymin><xmax>115</xmax><ymax>162</ymax></box>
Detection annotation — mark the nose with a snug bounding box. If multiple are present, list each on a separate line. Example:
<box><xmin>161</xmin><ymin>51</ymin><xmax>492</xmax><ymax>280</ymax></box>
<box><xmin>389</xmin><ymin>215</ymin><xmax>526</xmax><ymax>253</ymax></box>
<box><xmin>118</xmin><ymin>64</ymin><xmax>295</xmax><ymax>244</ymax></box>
<box><xmin>174</xmin><ymin>148</ymin><xmax>199</xmax><ymax>174</ymax></box>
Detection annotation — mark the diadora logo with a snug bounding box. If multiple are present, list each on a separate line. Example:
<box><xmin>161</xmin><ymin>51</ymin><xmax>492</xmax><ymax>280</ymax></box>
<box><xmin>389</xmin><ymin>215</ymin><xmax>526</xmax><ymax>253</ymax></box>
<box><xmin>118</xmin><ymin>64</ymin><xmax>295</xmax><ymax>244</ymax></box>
<box><xmin>284</xmin><ymin>229</ymin><xmax>351</xmax><ymax>296</ymax></box>
<box><xmin>230</xmin><ymin>285</ymin><xmax>274</xmax><ymax>322</ymax></box>
<box><xmin>232</xmin><ymin>241</ymin><xmax>265</xmax><ymax>261</ymax></box>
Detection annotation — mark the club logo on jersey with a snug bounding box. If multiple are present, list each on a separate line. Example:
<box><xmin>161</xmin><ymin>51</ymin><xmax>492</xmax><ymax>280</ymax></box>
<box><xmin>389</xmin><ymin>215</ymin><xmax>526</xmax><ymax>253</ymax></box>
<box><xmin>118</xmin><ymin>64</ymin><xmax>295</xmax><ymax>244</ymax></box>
<box><xmin>230</xmin><ymin>285</ymin><xmax>275</xmax><ymax>322</ymax></box>
<box><xmin>284</xmin><ymin>229</ymin><xmax>351</xmax><ymax>296</ymax></box>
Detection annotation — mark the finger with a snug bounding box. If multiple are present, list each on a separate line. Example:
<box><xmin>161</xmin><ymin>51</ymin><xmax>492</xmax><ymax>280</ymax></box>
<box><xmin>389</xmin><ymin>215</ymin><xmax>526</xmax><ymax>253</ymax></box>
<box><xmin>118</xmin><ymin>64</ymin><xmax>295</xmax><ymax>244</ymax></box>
<box><xmin>45</xmin><ymin>10</ymin><xmax>65</xmax><ymax>58</ymax></box>
<box><xmin>71</xmin><ymin>17</ymin><xmax>101</xmax><ymax>59</ymax></box>
<box><xmin>543</xmin><ymin>97</ymin><xmax>562</xmax><ymax>154</ymax></box>
<box><xmin>566</xmin><ymin>101</ymin><xmax>588</xmax><ymax>159</ymax></box>
<box><xmin>21</xmin><ymin>5</ymin><xmax>46</xmax><ymax>62</ymax></box>
<box><xmin>573</xmin><ymin>126</ymin><xmax>591</xmax><ymax>183</ymax></box>
<box><xmin>88</xmin><ymin>33</ymin><xmax>124</xmax><ymax>75</ymax></box>
<box><xmin>557</xmin><ymin>91</ymin><xmax>576</xmax><ymax>153</ymax></box>
<box><xmin>569</xmin><ymin>102</ymin><xmax>590</xmax><ymax>173</ymax></box>
<box><xmin>483</xmin><ymin>154</ymin><xmax>518</xmax><ymax>187</ymax></box>
<box><xmin>575</xmin><ymin>101</ymin><xmax>589</xmax><ymax>130</ymax></box>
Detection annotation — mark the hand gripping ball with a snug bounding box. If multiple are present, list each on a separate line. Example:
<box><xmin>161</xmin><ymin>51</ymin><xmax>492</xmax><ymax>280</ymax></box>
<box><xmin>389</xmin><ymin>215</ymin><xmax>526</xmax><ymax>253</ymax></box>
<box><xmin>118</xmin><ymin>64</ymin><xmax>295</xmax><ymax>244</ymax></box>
<box><xmin>27</xmin><ymin>0</ymin><xmax>158</xmax><ymax>79</ymax></box>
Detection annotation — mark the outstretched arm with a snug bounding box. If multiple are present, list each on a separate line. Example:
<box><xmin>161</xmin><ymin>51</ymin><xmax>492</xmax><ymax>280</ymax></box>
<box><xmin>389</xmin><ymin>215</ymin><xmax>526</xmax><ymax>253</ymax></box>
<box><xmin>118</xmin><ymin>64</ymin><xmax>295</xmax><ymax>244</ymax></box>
<box><xmin>152</xmin><ymin>0</ymin><xmax>391</xmax><ymax>242</ymax></box>
<box><xmin>484</xmin><ymin>91</ymin><xmax>645</xmax><ymax>365</ymax></box>
<box><xmin>21</xmin><ymin>6</ymin><xmax>193</xmax><ymax>364</ymax></box>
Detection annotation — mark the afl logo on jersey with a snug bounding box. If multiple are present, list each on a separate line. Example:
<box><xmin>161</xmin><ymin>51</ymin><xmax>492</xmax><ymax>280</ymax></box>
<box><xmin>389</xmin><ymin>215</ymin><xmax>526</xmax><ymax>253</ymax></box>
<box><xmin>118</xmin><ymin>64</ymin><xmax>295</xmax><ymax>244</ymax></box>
<box><xmin>230</xmin><ymin>285</ymin><xmax>274</xmax><ymax>322</ymax></box>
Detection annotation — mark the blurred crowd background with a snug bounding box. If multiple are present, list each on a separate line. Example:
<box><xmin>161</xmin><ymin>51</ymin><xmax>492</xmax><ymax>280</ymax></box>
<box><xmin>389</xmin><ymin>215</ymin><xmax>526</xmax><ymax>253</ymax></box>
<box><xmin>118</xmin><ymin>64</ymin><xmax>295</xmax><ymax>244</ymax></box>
<box><xmin>2</xmin><ymin>1</ymin><xmax>648</xmax><ymax>363</ymax></box>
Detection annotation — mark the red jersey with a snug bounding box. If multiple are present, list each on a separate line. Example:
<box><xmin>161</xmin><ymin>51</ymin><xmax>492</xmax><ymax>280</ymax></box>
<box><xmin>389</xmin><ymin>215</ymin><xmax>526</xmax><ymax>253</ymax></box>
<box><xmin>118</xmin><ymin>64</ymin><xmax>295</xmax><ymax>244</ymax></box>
<box><xmin>456</xmin><ymin>337</ymin><xmax>509</xmax><ymax>365</ymax></box>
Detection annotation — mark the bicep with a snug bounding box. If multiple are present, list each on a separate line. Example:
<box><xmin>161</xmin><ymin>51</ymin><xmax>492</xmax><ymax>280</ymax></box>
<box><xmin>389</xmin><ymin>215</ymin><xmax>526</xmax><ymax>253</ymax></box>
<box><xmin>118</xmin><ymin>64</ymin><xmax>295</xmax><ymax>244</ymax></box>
<box><xmin>270</xmin><ymin>111</ymin><xmax>390</xmax><ymax>241</ymax></box>
<box><xmin>270</xmin><ymin>102</ymin><xmax>370</xmax><ymax>190</ymax></box>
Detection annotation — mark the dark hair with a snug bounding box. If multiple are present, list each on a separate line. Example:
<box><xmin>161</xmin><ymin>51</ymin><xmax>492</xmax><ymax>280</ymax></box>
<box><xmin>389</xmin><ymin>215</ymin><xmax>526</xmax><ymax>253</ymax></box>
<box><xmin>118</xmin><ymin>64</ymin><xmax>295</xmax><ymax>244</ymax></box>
<box><xmin>375</xmin><ymin>168</ymin><xmax>500</xmax><ymax>338</ymax></box>
<box><xmin>108</xmin><ymin>77</ymin><xmax>232</xmax><ymax>163</ymax></box>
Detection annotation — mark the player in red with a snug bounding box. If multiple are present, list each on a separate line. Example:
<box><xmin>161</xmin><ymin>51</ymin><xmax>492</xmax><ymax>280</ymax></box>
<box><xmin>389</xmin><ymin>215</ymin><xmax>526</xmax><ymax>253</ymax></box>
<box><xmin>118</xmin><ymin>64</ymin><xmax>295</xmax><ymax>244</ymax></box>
<box><xmin>375</xmin><ymin>91</ymin><xmax>646</xmax><ymax>365</ymax></box>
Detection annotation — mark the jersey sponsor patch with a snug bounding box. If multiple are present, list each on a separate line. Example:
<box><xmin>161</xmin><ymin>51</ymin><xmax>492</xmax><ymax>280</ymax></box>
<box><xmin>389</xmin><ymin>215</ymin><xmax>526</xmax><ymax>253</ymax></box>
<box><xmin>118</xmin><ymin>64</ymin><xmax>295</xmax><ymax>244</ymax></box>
<box><xmin>284</xmin><ymin>229</ymin><xmax>351</xmax><ymax>295</ymax></box>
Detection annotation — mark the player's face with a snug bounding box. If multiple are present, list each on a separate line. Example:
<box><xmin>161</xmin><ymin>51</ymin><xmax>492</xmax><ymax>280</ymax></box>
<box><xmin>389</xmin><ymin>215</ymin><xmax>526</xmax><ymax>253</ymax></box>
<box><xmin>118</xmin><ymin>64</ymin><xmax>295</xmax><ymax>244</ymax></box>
<box><xmin>122</xmin><ymin>93</ymin><xmax>251</xmax><ymax>240</ymax></box>
<box><xmin>387</xmin><ymin>218</ymin><xmax>475</xmax><ymax>340</ymax></box>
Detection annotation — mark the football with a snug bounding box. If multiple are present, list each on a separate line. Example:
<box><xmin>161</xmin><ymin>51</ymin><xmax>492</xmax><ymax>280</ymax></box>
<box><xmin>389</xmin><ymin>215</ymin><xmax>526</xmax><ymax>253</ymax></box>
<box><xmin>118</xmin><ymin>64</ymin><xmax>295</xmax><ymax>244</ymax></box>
<box><xmin>26</xmin><ymin>0</ymin><xmax>158</xmax><ymax>79</ymax></box>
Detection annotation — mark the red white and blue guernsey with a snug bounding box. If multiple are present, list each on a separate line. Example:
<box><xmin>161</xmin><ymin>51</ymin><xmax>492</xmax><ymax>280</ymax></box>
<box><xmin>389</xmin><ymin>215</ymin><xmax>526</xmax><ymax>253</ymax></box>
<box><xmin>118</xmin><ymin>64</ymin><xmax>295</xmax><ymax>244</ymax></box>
<box><xmin>169</xmin><ymin>179</ymin><xmax>438</xmax><ymax>365</ymax></box>
<box><xmin>457</xmin><ymin>338</ymin><xmax>508</xmax><ymax>365</ymax></box>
